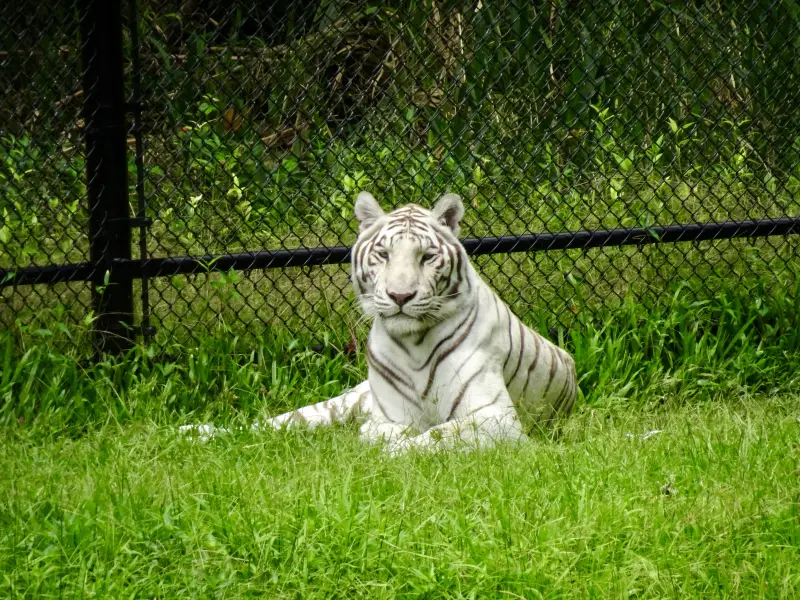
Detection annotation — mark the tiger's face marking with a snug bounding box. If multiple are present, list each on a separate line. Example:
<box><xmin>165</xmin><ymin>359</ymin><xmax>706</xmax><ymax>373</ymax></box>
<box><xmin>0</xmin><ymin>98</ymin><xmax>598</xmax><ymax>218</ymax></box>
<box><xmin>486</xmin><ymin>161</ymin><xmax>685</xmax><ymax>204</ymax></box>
<box><xmin>351</xmin><ymin>191</ymin><xmax>469</xmax><ymax>336</ymax></box>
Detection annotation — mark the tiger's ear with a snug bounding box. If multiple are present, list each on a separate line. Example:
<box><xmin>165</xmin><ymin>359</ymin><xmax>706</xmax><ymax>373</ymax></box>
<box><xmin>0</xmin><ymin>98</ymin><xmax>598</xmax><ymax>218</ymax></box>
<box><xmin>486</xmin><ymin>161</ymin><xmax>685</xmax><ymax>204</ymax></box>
<box><xmin>354</xmin><ymin>191</ymin><xmax>385</xmax><ymax>232</ymax></box>
<box><xmin>432</xmin><ymin>193</ymin><xmax>464</xmax><ymax>236</ymax></box>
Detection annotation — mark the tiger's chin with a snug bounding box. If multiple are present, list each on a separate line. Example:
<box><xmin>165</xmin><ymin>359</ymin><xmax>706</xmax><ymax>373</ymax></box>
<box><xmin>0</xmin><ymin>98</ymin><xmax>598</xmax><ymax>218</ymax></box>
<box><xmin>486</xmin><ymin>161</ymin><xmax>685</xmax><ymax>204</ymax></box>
<box><xmin>379</xmin><ymin>312</ymin><xmax>434</xmax><ymax>337</ymax></box>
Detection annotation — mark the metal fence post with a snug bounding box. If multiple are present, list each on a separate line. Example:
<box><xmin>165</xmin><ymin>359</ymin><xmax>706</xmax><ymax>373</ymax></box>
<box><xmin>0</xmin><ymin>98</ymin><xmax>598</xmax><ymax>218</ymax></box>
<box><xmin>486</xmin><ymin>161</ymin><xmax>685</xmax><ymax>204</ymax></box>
<box><xmin>79</xmin><ymin>0</ymin><xmax>134</xmax><ymax>354</ymax></box>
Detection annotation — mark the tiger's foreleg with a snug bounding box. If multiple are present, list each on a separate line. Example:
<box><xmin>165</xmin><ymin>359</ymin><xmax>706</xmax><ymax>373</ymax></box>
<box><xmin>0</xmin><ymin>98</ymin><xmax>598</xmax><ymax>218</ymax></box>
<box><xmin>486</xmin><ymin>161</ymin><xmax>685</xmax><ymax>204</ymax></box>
<box><xmin>254</xmin><ymin>380</ymin><xmax>372</xmax><ymax>431</ymax></box>
<box><xmin>179</xmin><ymin>381</ymin><xmax>372</xmax><ymax>442</ymax></box>
<box><xmin>358</xmin><ymin>419</ymin><xmax>413</xmax><ymax>446</ymax></box>
<box><xmin>384</xmin><ymin>378</ymin><xmax>526</xmax><ymax>456</ymax></box>
<box><xmin>386</xmin><ymin>405</ymin><xmax>525</xmax><ymax>455</ymax></box>
<box><xmin>260</xmin><ymin>381</ymin><xmax>418</xmax><ymax>451</ymax></box>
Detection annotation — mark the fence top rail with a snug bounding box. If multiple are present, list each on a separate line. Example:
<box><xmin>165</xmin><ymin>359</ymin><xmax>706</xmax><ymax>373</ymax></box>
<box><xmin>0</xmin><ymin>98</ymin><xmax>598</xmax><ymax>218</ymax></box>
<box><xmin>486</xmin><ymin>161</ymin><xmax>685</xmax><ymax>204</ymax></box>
<box><xmin>3</xmin><ymin>217</ymin><xmax>799</xmax><ymax>288</ymax></box>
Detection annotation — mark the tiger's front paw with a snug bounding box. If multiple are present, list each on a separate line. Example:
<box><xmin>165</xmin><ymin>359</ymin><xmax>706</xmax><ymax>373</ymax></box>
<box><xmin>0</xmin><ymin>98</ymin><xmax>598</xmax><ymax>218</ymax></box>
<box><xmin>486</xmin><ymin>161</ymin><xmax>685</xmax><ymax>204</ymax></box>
<box><xmin>383</xmin><ymin>437</ymin><xmax>413</xmax><ymax>456</ymax></box>
<box><xmin>178</xmin><ymin>423</ymin><xmax>227</xmax><ymax>442</ymax></box>
<box><xmin>382</xmin><ymin>434</ymin><xmax>438</xmax><ymax>457</ymax></box>
<box><xmin>253</xmin><ymin>416</ymin><xmax>290</xmax><ymax>431</ymax></box>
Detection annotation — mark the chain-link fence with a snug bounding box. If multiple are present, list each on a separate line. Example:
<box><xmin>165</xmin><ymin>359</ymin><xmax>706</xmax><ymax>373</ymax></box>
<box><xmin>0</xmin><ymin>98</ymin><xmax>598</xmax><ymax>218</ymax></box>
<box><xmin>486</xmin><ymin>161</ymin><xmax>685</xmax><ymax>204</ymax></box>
<box><xmin>2</xmin><ymin>0</ymin><xmax>800</xmax><ymax>352</ymax></box>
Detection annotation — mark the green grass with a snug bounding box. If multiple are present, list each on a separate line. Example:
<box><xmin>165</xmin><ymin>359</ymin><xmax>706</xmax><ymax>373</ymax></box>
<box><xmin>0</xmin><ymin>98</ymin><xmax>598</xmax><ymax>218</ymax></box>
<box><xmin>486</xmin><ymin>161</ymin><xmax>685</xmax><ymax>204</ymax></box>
<box><xmin>2</xmin><ymin>396</ymin><xmax>799</xmax><ymax>598</ymax></box>
<box><xmin>2</xmin><ymin>282</ymin><xmax>800</xmax><ymax>597</ymax></box>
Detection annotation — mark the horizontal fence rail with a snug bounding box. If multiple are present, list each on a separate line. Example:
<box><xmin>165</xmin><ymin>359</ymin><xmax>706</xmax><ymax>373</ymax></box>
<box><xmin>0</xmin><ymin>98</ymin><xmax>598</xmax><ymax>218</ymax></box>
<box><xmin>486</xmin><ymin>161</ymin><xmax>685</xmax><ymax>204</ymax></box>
<box><xmin>4</xmin><ymin>217</ymin><xmax>800</xmax><ymax>286</ymax></box>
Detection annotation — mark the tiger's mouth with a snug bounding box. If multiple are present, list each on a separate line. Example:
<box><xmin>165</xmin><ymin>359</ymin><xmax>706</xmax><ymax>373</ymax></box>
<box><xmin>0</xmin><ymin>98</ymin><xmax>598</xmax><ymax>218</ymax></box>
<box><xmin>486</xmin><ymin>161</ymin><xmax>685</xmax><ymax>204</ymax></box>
<box><xmin>379</xmin><ymin>310</ymin><xmax>433</xmax><ymax>335</ymax></box>
<box><xmin>380</xmin><ymin>307</ymin><xmax>426</xmax><ymax>323</ymax></box>
<box><xmin>383</xmin><ymin>310</ymin><xmax>415</xmax><ymax>320</ymax></box>
<box><xmin>381</xmin><ymin>307</ymin><xmax>441</xmax><ymax>326</ymax></box>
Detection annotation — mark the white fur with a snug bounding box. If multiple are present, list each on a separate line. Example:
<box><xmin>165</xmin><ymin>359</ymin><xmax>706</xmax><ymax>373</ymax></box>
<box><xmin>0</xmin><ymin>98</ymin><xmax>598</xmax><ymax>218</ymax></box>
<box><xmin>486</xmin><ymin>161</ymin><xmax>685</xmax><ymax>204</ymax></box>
<box><xmin>181</xmin><ymin>193</ymin><xmax>578</xmax><ymax>455</ymax></box>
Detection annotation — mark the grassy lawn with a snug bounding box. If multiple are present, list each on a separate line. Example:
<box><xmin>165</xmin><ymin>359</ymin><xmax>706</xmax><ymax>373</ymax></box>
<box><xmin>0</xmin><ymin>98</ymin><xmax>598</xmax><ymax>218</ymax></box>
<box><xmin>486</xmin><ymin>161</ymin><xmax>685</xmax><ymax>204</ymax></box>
<box><xmin>2</xmin><ymin>396</ymin><xmax>799</xmax><ymax>598</ymax></box>
<box><xmin>2</xmin><ymin>283</ymin><xmax>800</xmax><ymax>598</ymax></box>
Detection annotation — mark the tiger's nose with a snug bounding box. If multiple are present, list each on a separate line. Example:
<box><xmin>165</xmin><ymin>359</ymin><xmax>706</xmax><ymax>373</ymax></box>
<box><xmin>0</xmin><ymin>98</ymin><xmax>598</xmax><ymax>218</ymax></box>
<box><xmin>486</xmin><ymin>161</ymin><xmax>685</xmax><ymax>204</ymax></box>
<box><xmin>388</xmin><ymin>291</ymin><xmax>417</xmax><ymax>307</ymax></box>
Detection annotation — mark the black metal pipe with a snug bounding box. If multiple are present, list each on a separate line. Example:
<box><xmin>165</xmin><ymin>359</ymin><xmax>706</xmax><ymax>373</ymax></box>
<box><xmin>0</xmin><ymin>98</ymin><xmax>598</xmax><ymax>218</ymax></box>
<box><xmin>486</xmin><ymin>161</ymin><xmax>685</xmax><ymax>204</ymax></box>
<box><xmin>3</xmin><ymin>217</ymin><xmax>799</xmax><ymax>288</ymax></box>
<box><xmin>1</xmin><ymin>263</ymin><xmax>97</xmax><ymax>287</ymax></box>
<box><xmin>461</xmin><ymin>216</ymin><xmax>800</xmax><ymax>255</ymax></box>
<box><xmin>79</xmin><ymin>0</ymin><xmax>134</xmax><ymax>353</ymax></box>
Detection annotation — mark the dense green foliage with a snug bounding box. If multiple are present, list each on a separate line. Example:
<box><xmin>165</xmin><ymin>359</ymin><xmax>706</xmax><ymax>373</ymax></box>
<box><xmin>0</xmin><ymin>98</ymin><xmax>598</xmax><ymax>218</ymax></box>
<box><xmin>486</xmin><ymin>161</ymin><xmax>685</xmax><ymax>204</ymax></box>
<box><xmin>2</xmin><ymin>1</ymin><xmax>799</xmax><ymax>339</ymax></box>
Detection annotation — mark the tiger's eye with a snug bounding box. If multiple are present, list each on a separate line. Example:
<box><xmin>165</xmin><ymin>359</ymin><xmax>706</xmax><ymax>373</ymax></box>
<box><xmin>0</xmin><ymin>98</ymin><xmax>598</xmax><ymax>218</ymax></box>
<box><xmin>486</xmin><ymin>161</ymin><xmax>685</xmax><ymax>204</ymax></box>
<box><xmin>377</xmin><ymin>249</ymin><xmax>389</xmax><ymax>260</ymax></box>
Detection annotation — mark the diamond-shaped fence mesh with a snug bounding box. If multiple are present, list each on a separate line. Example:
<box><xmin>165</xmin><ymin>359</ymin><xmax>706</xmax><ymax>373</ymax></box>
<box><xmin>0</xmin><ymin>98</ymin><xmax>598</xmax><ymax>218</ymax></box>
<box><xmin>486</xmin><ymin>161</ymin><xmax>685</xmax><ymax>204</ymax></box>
<box><xmin>2</xmin><ymin>0</ymin><xmax>800</xmax><ymax>351</ymax></box>
<box><xmin>0</xmin><ymin>1</ymin><xmax>93</xmax><ymax>343</ymax></box>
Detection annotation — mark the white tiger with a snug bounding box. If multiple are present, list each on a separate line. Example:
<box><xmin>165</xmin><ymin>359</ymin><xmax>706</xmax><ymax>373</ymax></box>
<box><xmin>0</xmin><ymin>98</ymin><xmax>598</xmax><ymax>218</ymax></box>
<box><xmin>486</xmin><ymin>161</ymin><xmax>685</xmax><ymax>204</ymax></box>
<box><xmin>182</xmin><ymin>192</ymin><xmax>579</xmax><ymax>454</ymax></box>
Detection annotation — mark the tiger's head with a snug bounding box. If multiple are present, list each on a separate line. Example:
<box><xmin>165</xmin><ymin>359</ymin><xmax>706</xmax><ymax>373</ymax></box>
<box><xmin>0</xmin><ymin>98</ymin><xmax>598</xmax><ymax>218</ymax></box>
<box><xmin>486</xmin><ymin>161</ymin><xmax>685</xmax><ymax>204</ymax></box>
<box><xmin>351</xmin><ymin>191</ymin><xmax>473</xmax><ymax>336</ymax></box>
